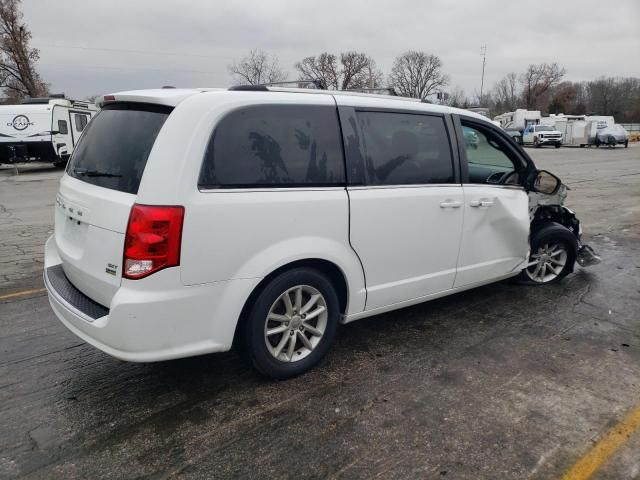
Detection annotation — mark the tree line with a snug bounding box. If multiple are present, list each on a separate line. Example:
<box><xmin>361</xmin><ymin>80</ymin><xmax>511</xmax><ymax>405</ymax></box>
<box><xmin>485</xmin><ymin>67</ymin><xmax>640</xmax><ymax>122</ymax></box>
<box><xmin>228</xmin><ymin>49</ymin><xmax>449</xmax><ymax>100</ymax></box>
<box><xmin>230</xmin><ymin>50</ymin><xmax>640</xmax><ymax>122</ymax></box>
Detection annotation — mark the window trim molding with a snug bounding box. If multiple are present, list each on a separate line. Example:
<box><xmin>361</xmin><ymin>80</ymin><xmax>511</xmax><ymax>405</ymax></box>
<box><xmin>347</xmin><ymin>183</ymin><xmax>463</xmax><ymax>191</ymax></box>
<box><xmin>198</xmin><ymin>186</ymin><xmax>347</xmax><ymax>194</ymax></box>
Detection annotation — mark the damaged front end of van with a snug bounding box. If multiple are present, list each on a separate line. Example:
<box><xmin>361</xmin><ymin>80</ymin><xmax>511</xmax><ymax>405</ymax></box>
<box><xmin>520</xmin><ymin>169</ymin><xmax>601</xmax><ymax>284</ymax></box>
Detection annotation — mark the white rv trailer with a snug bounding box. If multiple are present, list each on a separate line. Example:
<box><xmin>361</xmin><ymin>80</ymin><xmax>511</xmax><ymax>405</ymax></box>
<box><xmin>493</xmin><ymin>109</ymin><xmax>541</xmax><ymax>132</ymax></box>
<box><xmin>0</xmin><ymin>95</ymin><xmax>97</xmax><ymax>166</ymax></box>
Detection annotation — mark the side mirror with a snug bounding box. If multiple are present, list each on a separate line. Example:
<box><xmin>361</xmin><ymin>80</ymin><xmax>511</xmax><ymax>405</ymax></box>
<box><xmin>533</xmin><ymin>170</ymin><xmax>561</xmax><ymax>195</ymax></box>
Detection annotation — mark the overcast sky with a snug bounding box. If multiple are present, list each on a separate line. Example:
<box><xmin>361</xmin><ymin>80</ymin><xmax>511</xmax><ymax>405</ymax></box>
<box><xmin>22</xmin><ymin>0</ymin><xmax>640</xmax><ymax>100</ymax></box>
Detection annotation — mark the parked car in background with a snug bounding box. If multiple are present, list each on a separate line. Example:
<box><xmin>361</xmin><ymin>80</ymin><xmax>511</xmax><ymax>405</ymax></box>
<box><xmin>522</xmin><ymin>125</ymin><xmax>563</xmax><ymax>148</ymax></box>
<box><xmin>44</xmin><ymin>86</ymin><xmax>599</xmax><ymax>379</ymax></box>
<box><xmin>595</xmin><ymin>124</ymin><xmax>629</xmax><ymax>148</ymax></box>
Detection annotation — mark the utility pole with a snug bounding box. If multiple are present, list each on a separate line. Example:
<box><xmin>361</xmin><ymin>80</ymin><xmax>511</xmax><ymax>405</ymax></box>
<box><xmin>480</xmin><ymin>45</ymin><xmax>487</xmax><ymax>105</ymax></box>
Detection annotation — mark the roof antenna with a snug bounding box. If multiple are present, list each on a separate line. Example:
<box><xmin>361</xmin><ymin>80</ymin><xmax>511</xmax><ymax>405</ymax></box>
<box><xmin>480</xmin><ymin>45</ymin><xmax>487</xmax><ymax>105</ymax></box>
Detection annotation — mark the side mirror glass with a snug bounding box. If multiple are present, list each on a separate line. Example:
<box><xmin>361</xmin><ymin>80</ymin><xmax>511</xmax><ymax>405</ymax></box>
<box><xmin>533</xmin><ymin>170</ymin><xmax>561</xmax><ymax>194</ymax></box>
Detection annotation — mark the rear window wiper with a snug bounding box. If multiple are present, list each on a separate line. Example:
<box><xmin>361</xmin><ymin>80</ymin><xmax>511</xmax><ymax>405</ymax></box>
<box><xmin>73</xmin><ymin>168</ymin><xmax>122</xmax><ymax>178</ymax></box>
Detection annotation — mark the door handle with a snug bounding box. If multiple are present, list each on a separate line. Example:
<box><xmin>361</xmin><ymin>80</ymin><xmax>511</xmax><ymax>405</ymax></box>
<box><xmin>440</xmin><ymin>200</ymin><xmax>462</xmax><ymax>208</ymax></box>
<box><xmin>470</xmin><ymin>199</ymin><xmax>494</xmax><ymax>208</ymax></box>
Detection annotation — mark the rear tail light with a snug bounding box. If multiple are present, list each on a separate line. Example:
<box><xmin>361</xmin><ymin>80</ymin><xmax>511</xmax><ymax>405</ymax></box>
<box><xmin>123</xmin><ymin>204</ymin><xmax>184</xmax><ymax>279</ymax></box>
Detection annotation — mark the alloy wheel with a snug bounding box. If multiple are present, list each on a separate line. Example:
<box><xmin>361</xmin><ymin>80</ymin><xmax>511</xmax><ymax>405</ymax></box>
<box><xmin>264</xmin><ymin>285</ymin><xmax>328</xmax><ymax>362</ymax></box>
<box><xmin>525</xmin><ymin>242</ymin><xmax>568</xmax><ymax>283</ymax></box>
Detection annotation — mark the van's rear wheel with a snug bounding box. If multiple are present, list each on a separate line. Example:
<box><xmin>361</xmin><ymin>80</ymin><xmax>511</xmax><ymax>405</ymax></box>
<box><xmin>517</xmin><ymin>223</ymin><xmax>577</xmax><ymax>285</ymax></box>
<box><xmin>241</xmin><ymin>268</ymin><xmax>339</xmax><ymax>379</ymax></box>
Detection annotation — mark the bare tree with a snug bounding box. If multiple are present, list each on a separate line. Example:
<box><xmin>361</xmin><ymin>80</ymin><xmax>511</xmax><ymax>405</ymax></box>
<box><xmin>492</xmin><ymin>72</ymin><xmax>519</xmax><ymax>111</ymax></box>
<box><xmin>294</xmin><ymin>51</ymin><xmax>382</xmax><ymax>90</ymax></box>
<box><xmin>228</xmin><ymin>49</ymin><xmax>287</xmax><ymax>85</ymax></box>
<box><xmin>547</xmin><ymin>81</ymin><xmax>578</xmax><ymax>114</ymax></box>
<box><xmin>0</xmin><ymin>0</ymin><xmax>47</xmax><ymax>102</ymax></box>
<box><xmin>388</xmin><ymin>51</ymin><xmax>449</xmax><ymax>100</ymax></box>
<box><xmin>361</xmin><ymin>56</ymin><xmax>384</xmax><ymax>89</ymax></box>
<box><xmin>520</xmin><ymin>63</ymin><xmax>565</xmax><ymax>110</ymax></box>
<box><xmin>443</xmin><ymin>85</ymin><xmax>468</xmax><ymax>108</ymax></box>
<box><xmin>295</xmin><ymin>53</ymin><xmax>337</xmax><ymax>89</ymax></box>
<box><xmin>587</xmin><ymin>77</ymin><xmax>623</xmax><ymax>116</ymax></box>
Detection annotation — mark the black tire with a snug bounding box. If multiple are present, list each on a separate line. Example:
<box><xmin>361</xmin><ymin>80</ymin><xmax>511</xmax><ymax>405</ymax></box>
<box><xmin>516</xmin><ymin>222</ymin><xmax>578</xmax><ymax>285</ymax></box>
<box><xmin>624</xmin><ymin>141</ymin><xmax>628</xmax><ymax>148</ymax></box>
<box><xmin>554</xmin><ymin>143</ymin><xmax>561</xmax><ymax>148</ymax></box>
<box><xmin>53</xmin><ymin>160</ymin><xmax>67</xmax><ymax>169</ymax></box>
<box><xmin>240</xmin><ymin>267</ymin><xmax>340</xmax><ymax>379</ymax></box>
<box><xmin>534</xmin><ymin>138</ymin><xmax>541</xmax><ymax>148</ymax></box>
<box><xmin>595</xmin><ymin>138</ymin><xmax>601</xmax><ymax>148</ymax></box>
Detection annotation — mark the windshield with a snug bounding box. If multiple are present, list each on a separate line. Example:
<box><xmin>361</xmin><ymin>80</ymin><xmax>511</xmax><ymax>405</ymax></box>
<box><xmin>67</xmin><ymin>103</ymin><xmax>171</xmax><ymax>194</ymax></box>
<box><xmin>535</xmin><ymin>126</ymin><xmax>555</xmax><ymax>132</ymax></box>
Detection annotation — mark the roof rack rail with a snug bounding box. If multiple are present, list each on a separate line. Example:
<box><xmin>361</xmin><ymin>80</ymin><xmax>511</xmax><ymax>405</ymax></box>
<box><xmin>345</xmin><ymin>87</ymin><xmax>398</xmax><ymax>96</ymax></box>
<box><xmin>229</xmin><ymin>79</ymin><xmax>326</xmax><ymax>91</ymax></box>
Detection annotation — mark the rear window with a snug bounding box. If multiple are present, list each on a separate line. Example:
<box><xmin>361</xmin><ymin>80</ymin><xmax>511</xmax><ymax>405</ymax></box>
<box><xmin>67</xmin><ymin>103</ymin><xmax>171</xmax><ymax>194</ymax></box>
<box><xmin>199</xmin><ymin>104</ymin><xmax>345</xmax><ymax>188</ymax></box>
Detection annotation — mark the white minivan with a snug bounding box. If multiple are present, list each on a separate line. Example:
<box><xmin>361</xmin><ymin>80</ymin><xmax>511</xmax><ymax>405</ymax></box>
<box><xmin>44</xmin><ymin>86</ymin><xmax>599</xmax><ymax>378</ymax></box>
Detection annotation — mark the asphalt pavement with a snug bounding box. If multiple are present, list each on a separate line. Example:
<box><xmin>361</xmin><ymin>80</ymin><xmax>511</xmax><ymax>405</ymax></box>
<box><xmin>1</xmin><ymin>145</ymin><xmax>639</xmax><ymax>479</ymax></box>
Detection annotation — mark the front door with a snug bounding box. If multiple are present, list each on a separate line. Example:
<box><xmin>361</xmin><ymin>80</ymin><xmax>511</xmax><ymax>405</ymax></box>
<box><xmin>339</xmin><ymin>105</ymin><xmax>464</xmax><ymax>311</ymax></box>
<box><xmin>454</xmin><ymin>118</ymin><xmax>530</xmax><ymax>287</ymax></box>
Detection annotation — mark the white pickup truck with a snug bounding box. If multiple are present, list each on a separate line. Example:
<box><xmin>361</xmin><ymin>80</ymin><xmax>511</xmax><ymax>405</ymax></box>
<box><xmin>522</xmin><ymin>125</ymin><xmax>563</xmax><ymax>148</ymax></box>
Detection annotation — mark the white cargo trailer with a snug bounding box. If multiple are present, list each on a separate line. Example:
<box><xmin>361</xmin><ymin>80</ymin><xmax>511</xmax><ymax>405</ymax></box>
<box><xmin>0</xmin><ymin>95</ymin><xmax>97</xmax><ymax>166</ymax></box>
<box><xmin>493</xmin><ymin>109</ymin><xmax>541</xmax><ymax>132</ymax></box>
<box><xmin>540</xmin><ymin>114</ymin><xmax>618</xmax><ymax>147</ymax></box>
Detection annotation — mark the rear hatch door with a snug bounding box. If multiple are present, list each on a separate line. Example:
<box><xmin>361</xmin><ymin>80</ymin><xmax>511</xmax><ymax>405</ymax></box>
<box><xmin>55</xmin><ymin>103</ymin><xmax>171</xmax><ymax>307</ymax></box>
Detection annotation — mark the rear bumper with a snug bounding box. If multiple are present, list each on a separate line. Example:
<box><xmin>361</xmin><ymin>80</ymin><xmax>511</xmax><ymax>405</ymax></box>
<box><xmin>44</xmin><ymin>235</ymin><xmax>260</xmax><ymax>362</ymax></box>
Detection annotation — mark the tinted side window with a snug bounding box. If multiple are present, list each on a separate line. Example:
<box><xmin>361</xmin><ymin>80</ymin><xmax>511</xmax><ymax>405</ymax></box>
<box><xmin>199</xmin><ymin>105</ymin><xmax>345</xmax><ymax>188</ymax></box>
<box><xmin>356</xmin><ymin>111</ymin><xmax>454</xmax><ymax>185</ymax></box>
<box><xmin>58</xmin><ymin>120</ymin><xmax>68</xmax><ymax>135</ymax></box>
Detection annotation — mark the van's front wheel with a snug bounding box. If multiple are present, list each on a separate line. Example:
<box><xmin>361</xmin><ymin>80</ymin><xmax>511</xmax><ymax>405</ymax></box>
<box><xmin>517</xmin><ymin>223</ymin><xmax>577</xmax><ymax>285</ymax></box>
<box><xmin>241</xmin><ymin>268</ymin><xmax>339</xmax><ymax>379</ymax></box>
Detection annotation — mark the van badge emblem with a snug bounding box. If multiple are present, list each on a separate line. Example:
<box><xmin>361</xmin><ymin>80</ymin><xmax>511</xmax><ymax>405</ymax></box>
<box><xmin>9</xmin><ymin>115</ymin><xmax>33</xmax><ymax>131</ymax></box>
<box><xmin>105</xmin><ymin>263</ymin><xmax>117</xmax><ymax>276</ymax></box>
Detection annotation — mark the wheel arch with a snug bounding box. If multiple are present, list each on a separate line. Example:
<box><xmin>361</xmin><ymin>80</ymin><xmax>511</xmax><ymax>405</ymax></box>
<box><xmin>531</xmin><ymin>205</ymin><xmax>581</xmax><ymax>240</ymax></box>
<box><xmin>233</xmin><ymin>258</ymin><xmax>352</xmax><ymax>347</ymax></box>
